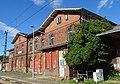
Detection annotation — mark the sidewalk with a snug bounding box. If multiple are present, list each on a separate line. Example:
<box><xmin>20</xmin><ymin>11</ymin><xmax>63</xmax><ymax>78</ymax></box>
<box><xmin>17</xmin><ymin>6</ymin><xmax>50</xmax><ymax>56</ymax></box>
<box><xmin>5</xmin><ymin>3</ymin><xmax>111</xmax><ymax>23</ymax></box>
<box><xmin>0</xmin><ymin>71</ymin><xmax>69</xmax><ymax>84</ymax></box>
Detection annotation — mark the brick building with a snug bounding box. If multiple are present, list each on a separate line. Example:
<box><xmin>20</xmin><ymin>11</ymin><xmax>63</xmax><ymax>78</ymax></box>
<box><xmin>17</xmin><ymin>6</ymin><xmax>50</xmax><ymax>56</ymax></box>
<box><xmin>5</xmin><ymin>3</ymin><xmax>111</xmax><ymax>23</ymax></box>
<box><xmin>8</xmin><ymin>48</ymin><xmax>14</xmax><ymax>71</ymax></box>
<box><xmin>8</xmin><ymin>8</ymin><xmax>117</xmax><ymax>79</ymax></box>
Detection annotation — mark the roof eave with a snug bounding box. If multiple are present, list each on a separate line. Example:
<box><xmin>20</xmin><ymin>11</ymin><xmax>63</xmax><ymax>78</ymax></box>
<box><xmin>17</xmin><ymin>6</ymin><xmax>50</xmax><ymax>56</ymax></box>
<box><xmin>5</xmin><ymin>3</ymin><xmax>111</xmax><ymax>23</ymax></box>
<box><xmin>96</xmin><ymin>26</ymin><xmax>120</xmax><ymax>37</ymax></box>
<box><xmin>38</xmin><ymin>8</ymin><xmax>116</xmax><ymax>32</ymax></box>
<box><xmin>11</xmin><ymin>32</ymin><xmax>27</xmax><ymax>44</ymax></box>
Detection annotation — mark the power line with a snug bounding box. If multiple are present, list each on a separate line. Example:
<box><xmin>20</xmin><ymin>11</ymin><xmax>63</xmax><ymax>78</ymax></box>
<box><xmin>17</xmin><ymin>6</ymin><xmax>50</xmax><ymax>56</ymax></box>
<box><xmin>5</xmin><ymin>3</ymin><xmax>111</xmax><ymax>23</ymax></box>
<box><xmin>8</xmin><ymin>3</ymin><xmax>34</xmax><ymax>26</ymax></box>
<box><xmin>0</xmin><ymin>3</ymin><xmax>34</xmax><ymax>38</ymax></box>
<box><xmin>15</xmin><ymin>0</ymin><xmax>54</xmax><ymax>27</ymax></box>
<box><xmin>8</xmin><ymin>0</ymin><xmax>55</xmax><ymax>33</ymax></box>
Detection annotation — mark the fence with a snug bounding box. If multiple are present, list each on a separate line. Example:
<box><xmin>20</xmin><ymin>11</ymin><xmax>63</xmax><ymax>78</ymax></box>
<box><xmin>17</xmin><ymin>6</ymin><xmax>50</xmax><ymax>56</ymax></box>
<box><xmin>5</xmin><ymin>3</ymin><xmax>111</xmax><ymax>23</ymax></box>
<box><xmin>72</xmin><ymin>70</ymin><xmax>93</xmax><ymax>80</ymax></box>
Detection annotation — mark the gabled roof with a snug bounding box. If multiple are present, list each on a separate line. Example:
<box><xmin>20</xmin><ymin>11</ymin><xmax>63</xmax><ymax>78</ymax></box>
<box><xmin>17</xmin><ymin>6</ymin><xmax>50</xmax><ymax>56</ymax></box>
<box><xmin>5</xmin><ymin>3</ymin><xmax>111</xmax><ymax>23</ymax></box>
<box><xmin>38</xmin><ymin>8</ymin><xmax>117</xmax><ymax>31</ymax></box>
<box><xmin>12</xmin><ymin>32</ymin><xmax>27</xmax><ymax>44</ymax></box>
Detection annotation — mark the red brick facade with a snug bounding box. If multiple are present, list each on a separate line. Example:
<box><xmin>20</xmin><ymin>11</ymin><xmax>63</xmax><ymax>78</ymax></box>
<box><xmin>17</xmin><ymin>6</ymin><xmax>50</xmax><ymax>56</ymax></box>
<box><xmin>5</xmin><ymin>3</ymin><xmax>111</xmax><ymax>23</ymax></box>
<box><xmin>8</xmin><ymin>8</ymin><xmax>117</xmax><ymax>79</ymax></box>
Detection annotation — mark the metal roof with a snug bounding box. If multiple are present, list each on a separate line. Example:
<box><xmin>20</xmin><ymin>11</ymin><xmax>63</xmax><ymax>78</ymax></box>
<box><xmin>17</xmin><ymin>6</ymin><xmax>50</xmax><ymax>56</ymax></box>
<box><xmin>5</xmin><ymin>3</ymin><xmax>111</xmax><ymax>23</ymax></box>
<box><xmin>11</xmin><ymin>8</ymin><xmax>117</xmax><ymax>44</ymax></box>
<box><xmin>97</xmin><ymin>26</ymin><xmax>120</xmax><ymax>36</ymax></box>
<box><xmin>38</xmin><ymin>8</ymin><xmax>116</xmax><ymax>31</ymax></box>
<box><xmin>96</xmin><ymin>26</ymin><xmax>120</xmax><ymax>39</ymax></box>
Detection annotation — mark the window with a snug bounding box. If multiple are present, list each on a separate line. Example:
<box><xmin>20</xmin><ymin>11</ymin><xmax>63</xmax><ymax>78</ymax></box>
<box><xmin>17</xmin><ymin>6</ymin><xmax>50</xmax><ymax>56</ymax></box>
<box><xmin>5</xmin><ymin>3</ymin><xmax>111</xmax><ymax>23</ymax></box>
<box><xmin>22</xmin><ymin>44</ymin><xmax>24</xmax><ymax>53</ymax></box>
<box><xmin>35</xmin><ymin>40</ymin><xmax>38</xmax><ymax>49</ymax></box>
<box><xmin>50</xmin><ymin>35</ymin><xmax>54</xmax><ymax>45</ymax></box>
<box><xmin>21</xmin><ymin>58</ymin><xmax>24</xmax><ymax>67</ymax></box>
<box><xmin>16</xmin><ymin>58</ymin><xmax>18</xmax><ymax>67</ymax></box>
<box><xmin>19</xmin><ymin>37</ymin><xmax>21</xmax><ymax>41</ymax></box>
<box><xmin>41</xmin><ymin>39</ymin><xmax>44</xmax><ymax>48</ymax></box>
<box><xmin>57</xmin><ymin>17</ymin><xmax>61</xmax><ymax>24</ymax></box>
<box><xmin>68</xmin><ymin>28</ymin><xmax>72</xmax><ymax>40</ymax></box>
<box><xmin>16</xmin><ymin>46</ymin><xmax>18</xmax><ymax>54</ymax></box>
<box><xmin>81</xmin><ymin>14</ymin><xmax>90</xmax><ymax>22</ymax></box>
<box><xmin>45</xmin><ymin>52</ymin><xmax>50</xmax><ymax>68</ymax></box>
<box><xmin>30</xmin><ymin>43</ymin><xmax>32</xmax><ymax>51</ymax></box>
<box><xmin>60</xmin><ymin>59</ymin><xmax>64</xmax><ymax>67</ymax></box>
<box><xmin>65</xmin><ymin>15</ymin><xmax>68</xmax><ymax>20</ymax></box>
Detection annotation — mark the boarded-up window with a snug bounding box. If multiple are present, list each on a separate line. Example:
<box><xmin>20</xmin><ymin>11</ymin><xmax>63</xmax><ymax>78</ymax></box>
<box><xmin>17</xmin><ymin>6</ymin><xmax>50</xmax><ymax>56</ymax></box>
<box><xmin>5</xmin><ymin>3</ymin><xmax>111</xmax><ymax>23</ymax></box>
<box><xmin>46</xmin><ymin>52</ymin><xmax>50</xmax><ymax>68</ymax></box>
<box><xmin>51</xmin><ymin>51</ymin><xmax>56</xmax><ymax>68</ymax></box>
<box><xmin>21</xmin><ymin>58</ymin><xmax>24</xmax><ymax>67</ymax></box>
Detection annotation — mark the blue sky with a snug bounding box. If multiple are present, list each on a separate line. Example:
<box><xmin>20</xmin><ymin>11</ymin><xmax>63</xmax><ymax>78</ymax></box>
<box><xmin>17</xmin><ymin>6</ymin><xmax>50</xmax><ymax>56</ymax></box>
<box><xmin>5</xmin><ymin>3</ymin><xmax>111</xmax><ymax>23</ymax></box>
<box><xmin>0</xmin><ymin>0</ymin><xmax>120</xmax><ymax>55</ymax></box>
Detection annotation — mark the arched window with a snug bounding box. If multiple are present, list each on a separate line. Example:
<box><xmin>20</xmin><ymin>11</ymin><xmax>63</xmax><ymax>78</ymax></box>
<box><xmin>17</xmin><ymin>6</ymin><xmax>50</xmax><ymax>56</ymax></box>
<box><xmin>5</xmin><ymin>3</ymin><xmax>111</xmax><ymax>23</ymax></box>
<box><xmin>21</xmin><ymin>58</ymin><xmax>24</xmax><ymax>67</ymax></box>
<box><xmin>19</xmin><ymin>36</ymin><xmax>21</xmax><ymax>41</ymax></box>
<box><xmin>16</xmin><ymin>46</ymin><xmax>18</xmax><ymax>54</ymax></box>
<box><xmin>50</xmin><ymin>35</ymin><xmax>54</xmax><ymax>45</ymax></box>
<box><xmin>68</xmin><ymin>28</ymin><xmax>72</xmax><ymax>40</ymax></box>
<box><xmin>30</xmin><ymin>43</ymin><xmax>32</xmax><ymax>51</ymax></box>
<box><xmin>41</xmin><ymin>39</ymin><xmax>44</xmax><ymax>48</ymax></box>
<box><xmin>22</xmin><ymin>44</ymin><xmax>24</xmax><ymax>53</ymax></box>
<box><xmin>35</xmin><ymin>39</ymin><xmax>38</xmax><ymax>49</ymax></box>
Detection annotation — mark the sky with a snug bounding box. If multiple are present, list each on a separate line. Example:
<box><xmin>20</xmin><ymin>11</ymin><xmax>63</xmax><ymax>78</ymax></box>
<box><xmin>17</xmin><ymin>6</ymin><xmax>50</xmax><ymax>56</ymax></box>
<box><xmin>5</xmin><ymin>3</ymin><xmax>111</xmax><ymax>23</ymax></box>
<box><xmin>0</xmin><ymin>0</ymin><xmax>120</xmax><ymax>55</ymax></box>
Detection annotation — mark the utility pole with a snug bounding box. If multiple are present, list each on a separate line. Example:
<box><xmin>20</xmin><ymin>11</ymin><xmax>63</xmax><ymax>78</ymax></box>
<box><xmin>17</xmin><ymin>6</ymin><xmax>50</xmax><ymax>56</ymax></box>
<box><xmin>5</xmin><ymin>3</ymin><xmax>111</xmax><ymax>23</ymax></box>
<box><xmin>2</xmin><ymin>31</ymin><xmax>8</xmax><ymax>72</ymax></box>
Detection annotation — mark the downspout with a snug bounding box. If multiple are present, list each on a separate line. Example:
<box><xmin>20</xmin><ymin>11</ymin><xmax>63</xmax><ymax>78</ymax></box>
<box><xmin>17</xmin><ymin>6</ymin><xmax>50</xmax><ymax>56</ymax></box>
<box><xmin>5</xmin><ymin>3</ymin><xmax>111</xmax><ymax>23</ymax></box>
<box><xmin>26</xmin><ymin>36</ymin><xmax>28</xmax><ymax>72</ymax></box>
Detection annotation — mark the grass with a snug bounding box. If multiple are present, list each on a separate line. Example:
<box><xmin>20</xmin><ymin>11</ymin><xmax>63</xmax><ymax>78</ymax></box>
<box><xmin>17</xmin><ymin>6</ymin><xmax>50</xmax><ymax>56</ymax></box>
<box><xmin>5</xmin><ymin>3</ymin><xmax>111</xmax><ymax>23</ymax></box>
<box><xmin>0</xmin><ymin>79</ymin><xmax>13</xmax><ymax>84</ymax></box>
<box><xmin>83</xmin><ymin>79</ymin><xmax>119</xmax><ymax>84</ymax></box>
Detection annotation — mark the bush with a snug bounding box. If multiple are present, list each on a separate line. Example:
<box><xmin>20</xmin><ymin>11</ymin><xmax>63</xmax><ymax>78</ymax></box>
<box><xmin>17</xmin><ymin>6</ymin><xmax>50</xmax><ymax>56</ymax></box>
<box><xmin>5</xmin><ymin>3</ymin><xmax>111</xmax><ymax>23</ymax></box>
<box><xmin>84</xmin><ymin>80</ymin><xmax>96</xmax><ymax>84</ymax></box>
<box><xmin>69</xmin><ymin>80</ymin><xmax>78</xmax><ymax>84</ymax></box>
<box><xmin>108</xmin><ymin>69</ymin><xmax>120</xmax><ymax>80</ymax></box>
<box><xmin>84</xmin><ymin>79</ymin><xmax>116</xmax><ymax>84</ymax></box>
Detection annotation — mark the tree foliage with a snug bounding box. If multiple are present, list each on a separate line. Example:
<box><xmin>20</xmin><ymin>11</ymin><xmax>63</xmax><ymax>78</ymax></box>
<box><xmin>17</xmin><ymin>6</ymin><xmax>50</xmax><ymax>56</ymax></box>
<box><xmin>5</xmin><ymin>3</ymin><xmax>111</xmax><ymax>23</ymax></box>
<box><xmin>64</xmin><ymin>19</ymin><xmax>112</xmax><ymax>68</ymax></box>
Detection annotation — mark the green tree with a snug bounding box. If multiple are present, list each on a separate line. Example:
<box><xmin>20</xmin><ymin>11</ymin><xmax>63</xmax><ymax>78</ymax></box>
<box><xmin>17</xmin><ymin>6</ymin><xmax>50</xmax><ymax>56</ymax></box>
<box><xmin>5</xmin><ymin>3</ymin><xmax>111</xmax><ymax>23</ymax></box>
<box><xmin>64</xmin><ymin>19</ymin><xmax>112</xmax><ymax>69</ymax></box>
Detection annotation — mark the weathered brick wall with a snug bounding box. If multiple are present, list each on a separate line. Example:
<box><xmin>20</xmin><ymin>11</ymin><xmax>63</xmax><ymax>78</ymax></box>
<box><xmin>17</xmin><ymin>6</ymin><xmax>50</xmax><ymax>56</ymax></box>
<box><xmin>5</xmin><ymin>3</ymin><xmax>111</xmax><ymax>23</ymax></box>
<box><xmin>44</xmin><ymin>14</ymin><xmax>80</xmax><ymax>46</ymax></box>
<box><xmin>10</xmin><ymin>12</ymin><xmax>81</xmax><ymax>78</ymax></box>
<box><xmin>42</xmin><ymin>14</ymin><xmax>80</xmax><ymax>77</ymax></box>
<box><xmin>14</xmin><ymin>36</ymin><xmax>27</xmax><ymax>56</ymax></box>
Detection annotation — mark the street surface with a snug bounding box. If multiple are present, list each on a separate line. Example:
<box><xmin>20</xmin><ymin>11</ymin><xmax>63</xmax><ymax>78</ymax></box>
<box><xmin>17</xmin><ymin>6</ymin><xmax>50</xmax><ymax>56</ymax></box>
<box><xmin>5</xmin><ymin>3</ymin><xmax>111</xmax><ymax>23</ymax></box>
<box><xmin>0</xmin><ymin>71</ymin><xmax>69</xmax><ymax>84</ymax></box>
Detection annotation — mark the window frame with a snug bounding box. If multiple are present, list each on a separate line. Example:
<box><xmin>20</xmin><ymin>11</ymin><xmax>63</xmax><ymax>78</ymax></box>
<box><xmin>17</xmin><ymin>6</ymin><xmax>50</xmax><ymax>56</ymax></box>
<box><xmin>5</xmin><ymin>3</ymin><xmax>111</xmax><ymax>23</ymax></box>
<box><xmin>22</xmin><ymin>44</ymin><xmax>24</xmax><ymax>53</ymax></box>
<box><xmin>35</xmin><ymin>39</ymin><xmax>38</xmax><ymax>50</ymax></box>
<box><xmin>68</xmin><ymin>28</ymin><xmax>72</xmax><ymax>40</ymax></box>
<box><xmin>65</xmin><ymin>15</ymin><xmax>68</xmax><ymax>20</ymax></box>
<box><xmin>50</xmin><ymin>35</ymin><xmax>54</xmax><ymax>45</ymax></box>
<box><xmin>19</xmin><ymin>36</ymin><xmax>21</xmax><ymax>41</ymax></box>
<box><xmin>41</xmin><ymin>39</ymin><xmax>44</xmax><ymax>48</ymax></box>
<box><xmin>30</xmin><ymin>43</ymin><xmax>32</xmax><ymax>51</ymax></box>
<box><xmin>57</xmin><ymin>17</ymin><xmax>61</xmax><ymax>24</ymax></box>
<box><xmin>16</xmin><ymin>46</ymin><xmax>18</xmax><ymax>54</ymax></box>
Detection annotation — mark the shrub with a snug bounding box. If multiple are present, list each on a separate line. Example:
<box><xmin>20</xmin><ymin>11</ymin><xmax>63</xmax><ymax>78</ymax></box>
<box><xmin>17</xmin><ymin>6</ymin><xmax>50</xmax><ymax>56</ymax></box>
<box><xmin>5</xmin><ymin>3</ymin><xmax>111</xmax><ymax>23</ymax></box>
<box><xmin>108</xmin><ymin>69</ymin><xmax>120</xmax><ymax>80</ymax></box>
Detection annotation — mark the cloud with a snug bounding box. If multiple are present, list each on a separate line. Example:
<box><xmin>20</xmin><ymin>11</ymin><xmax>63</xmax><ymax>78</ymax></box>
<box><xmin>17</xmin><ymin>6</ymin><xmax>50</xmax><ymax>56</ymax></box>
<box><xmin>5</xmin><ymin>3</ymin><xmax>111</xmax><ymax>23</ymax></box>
<box><xmin>109</xmin><ymin>0</ymin><xmax>114</xmax><ymax>8</ymax></box>
<box><xmin>97</xmin><ymin>0</ymin><xmax>109</xmax><ymax>11</ymax></box>
<box><xmin>97</xmin><ymin>0</ymin><xmax>119</xmax><ymax>12</ymax></box>
<box><xmin>51</xmin><ymin>0</ymin><xmax>63</xmax><ymax>8</ymax></box>
<box><xmin>31</xmin><ymin>0</ymin><xmax>63</xmax><ymax>8</ymax></box>
<box><xmin>0</xmin><ymin>22</ymin><xmax>20</xmax><ymax>37</ymax></box>
<box><xmin>31</xmin><ymin>0</ymin><xmax>45</xmax><ymax>6</ymax></box>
